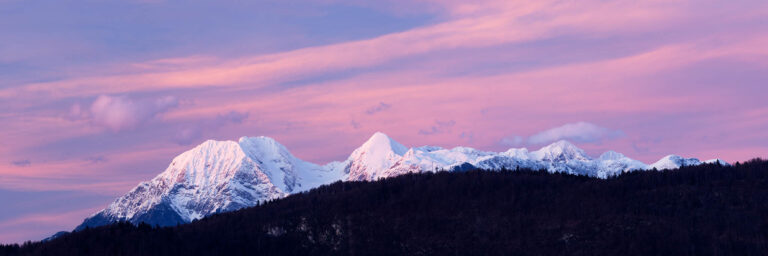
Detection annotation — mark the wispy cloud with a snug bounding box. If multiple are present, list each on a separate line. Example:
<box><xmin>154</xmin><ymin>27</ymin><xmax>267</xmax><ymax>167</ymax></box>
<box><xmin>1</xmin><ymin>0</ymin><xmax>718</xmax><ymax>101</ymax></box>
<box><xmin>350</xmin><ymin>119</ymin><xmax>361</xmax><ymax>129</ymax></box>
<box><xmin>527</xmin><ymin>122</ymin><xmax>625</xmax><ymax>145</ymax></box>
<box><xmin>419</xmin><ymin>120</ymin><xmax>456</xmax><ymax>135</ymax></box>
<box><xmin>84</xmin><ymin>156</ymin><xmax>108</xmax><ymax>164</ymax></box>
<box><xmin>365</xmin><ymin>102</ymin><xmax>392</xmax><ymax>115</ymax></box>
<box><xmin>69</xmin><ymin>95</ymin><xmax>179</xmax><ymax>132</ymax></box>
<box><xmin>459</xmin><ymin>131</ymin><xmax>475</xmax><ymax>142</ymax></box>
<box><xmin>11</xmin><ymin>160</ymin><xmax>31</xmax><ymax>167</ymax></box>
<box><xmin>216</xmin><ymin>110</ymin><xmax>249</xmax><ymax>124</ymax></box>
<box><xmin>499</xmin><ymin>135</ymin><xmax>524</xmax><ymax>147</ymax></box>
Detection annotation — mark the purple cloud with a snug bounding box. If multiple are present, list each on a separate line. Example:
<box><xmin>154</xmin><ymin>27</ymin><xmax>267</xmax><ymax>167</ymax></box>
<box><xmin>83</xmin><ymin>156</ymin><xmax>108</xmax><ymax>164</ymax></box>
<box><xmin>350</xmin><ymin>119</ymin><xmax>361</xmax><ymax>129</ymax></box>
<box><xmin>72</xmin><ymin>95</ymin><xmax>178</xmax><ymax>132</ymax></box>
<box><xmin>499</xmin><ymin>135</ymin><xmax>525</xmax><ymax>147</ymax></box>
<box><xmin>216</xmin><ymin>111</ymin><xmax>249</xmax><ymax>124</ymax></box>
<box><xmin>11</xmin><ymin>160</ymin><xmax>31</xmax><ymax>167</ymax></box>
<box><xmin>365</xmin><ymin>102</ymin><xmax>392</xmax><ymax>115</ymax></box>
<box><xmin>173</xmin><ymin>128</ymin><xmax>204</xmax><ymax>146</ymax></box>
<box><xmin>527</xmin><ymin>122</ymin><xmax>625</xmax><ymax>145</ymax></box>
<box><xmin>459</xmin><ymin>131</ymin><xmax>475</xmax><ymax>142</ymax></box>
<box><xmin>418</xmin><ymin>120</ymin><xmax>456</xmax><ymax>135</ymax></box>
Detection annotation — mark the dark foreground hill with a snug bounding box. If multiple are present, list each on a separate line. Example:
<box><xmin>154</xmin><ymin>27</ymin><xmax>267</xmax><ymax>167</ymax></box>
<box><xmin>3</xmin><ymin>159</ymin><xmax>768</xmax><ymax>256</ymax></box>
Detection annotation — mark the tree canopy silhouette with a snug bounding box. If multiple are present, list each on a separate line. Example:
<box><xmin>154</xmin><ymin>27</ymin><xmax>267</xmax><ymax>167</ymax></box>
<box><xmin>3</xmin><ymin>158</ymin><xmax>768</xmax><ymax>256</ymax></box>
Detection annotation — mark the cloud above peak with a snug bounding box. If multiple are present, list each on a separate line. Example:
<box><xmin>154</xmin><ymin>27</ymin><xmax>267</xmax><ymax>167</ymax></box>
<box><xmin>71</xmin><ymin>95</ymin><xmax>179</xmax><ymax>132</ymax></box>
<box><xmin>527</xmin><ymin>122</ymin><xmax>625</xmax><ymax>145</ymax></box>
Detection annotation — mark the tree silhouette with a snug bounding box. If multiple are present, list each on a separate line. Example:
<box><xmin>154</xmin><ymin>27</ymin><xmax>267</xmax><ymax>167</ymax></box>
<box><xmin>3</xmin><ymin>158</ymin><xmax>768</xmax><ymax>256</ymax></box>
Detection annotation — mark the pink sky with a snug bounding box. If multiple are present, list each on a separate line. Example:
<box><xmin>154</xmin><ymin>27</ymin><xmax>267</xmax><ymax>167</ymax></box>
<box><xmin>1</xmin><ymin>0</ymin><xmax>768</xmax><ymax>243</ymax></box>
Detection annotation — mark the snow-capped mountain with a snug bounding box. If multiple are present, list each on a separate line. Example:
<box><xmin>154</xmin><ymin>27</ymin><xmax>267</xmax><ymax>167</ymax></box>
<box><xmin>78</xmin><ymin>132</ymin><xmax>726</xmax><ymax>229</ymax></box>
<box><xmin>594</xmin><ymin>151</ymin><xmax>649</xmax><ymax>177</ymax></box>
<box><xmin>345</xmin><ymin>132</ymin><xmax>409</xmax><ymax>181</ymax></box>
<box><xmin>648</xmin><ymin>155</ymin><xmax>702</xmax><ymax>170</ymax></box>
<box><xmin>77</xmin><ymin>137</ymin><xmax>343</xmax><ymax>230</ymax></box>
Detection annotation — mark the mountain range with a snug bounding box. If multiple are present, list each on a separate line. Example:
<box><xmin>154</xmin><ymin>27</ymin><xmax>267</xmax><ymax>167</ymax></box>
<box><xmin>76</xmin><ymin>132</ymin><xmax>727</xmax><ymax>229</ymax></box>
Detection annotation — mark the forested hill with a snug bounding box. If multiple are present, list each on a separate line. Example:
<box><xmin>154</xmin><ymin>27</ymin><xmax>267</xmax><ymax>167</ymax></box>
<box><xmin>3</xmin><ymin>159</ymin><xmax>768</xmax><ymax>256</ymax></box>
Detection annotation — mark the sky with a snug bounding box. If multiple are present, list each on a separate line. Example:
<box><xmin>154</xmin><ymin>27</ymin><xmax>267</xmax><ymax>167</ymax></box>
<box><xmin>1</xmin><ymin>0</ymin><xmax>768</xmax><ymax>243</ymax></box>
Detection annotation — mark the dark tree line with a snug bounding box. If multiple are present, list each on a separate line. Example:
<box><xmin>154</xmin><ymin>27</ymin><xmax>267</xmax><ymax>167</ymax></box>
<box><xmin>3</xmin><ymin>159</ymin><xmax>768</xmax><ymax>255</ymax></box>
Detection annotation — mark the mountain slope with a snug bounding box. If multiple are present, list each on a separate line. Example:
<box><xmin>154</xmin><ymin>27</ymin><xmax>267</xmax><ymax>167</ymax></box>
<box><xmin>76</xmin><ymin>132</ymin><xmax>725</xmax><ymax>229</ymax></box>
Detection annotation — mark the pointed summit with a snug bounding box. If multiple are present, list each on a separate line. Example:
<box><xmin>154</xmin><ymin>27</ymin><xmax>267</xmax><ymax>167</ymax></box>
<box><xmin>532</xmin><ymin>140</ymin><xmax>590</xmax><ymax>161</ymax></box>
<box><xmin>359</xmin><ymin>132</ymin><xmax>408</xmax><ymax>156</ymax></box>
<box><xmin>346</xmin><ymin>132</ymin><xmax>409</xmax><ymax>181</ymax></box>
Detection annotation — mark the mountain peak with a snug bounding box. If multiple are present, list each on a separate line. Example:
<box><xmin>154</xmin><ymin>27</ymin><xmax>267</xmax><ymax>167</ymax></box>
<box><xmin>533</xmin><ymin>140</ymin><xmax>590</xmax><ymax>161</ymax></box>
<box><xmin>371</xmin><ymin>131</ymin><xmax>388</xmax><ymax>138</ymax></box>
<box><xmin>359</xmin><ymin>132</ymin><xmax>408</xmax><ymax>156</ymax></box>
<box><xmin>238</xmin><ymin>136</ymin><xmax>294</xmax><ymax>160</ymax></box>
<box><xmin>648</xmin><ymin>154</ymin><xmax>701</xmax><ymax>170</ymax></box>
<box><xmin>79</xmin><ymin>133</ymin><xmax>721</xmax><ymax>231</ymax></box>
<box><xmin>346</xmin><ymin>132</ymin><xmax>409</xmax><ymax>180</ymax></box>
<box><xmin>541</xmin><ymin>140</ymin><xmax>580</xmax><ymax>152</ymax></box>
